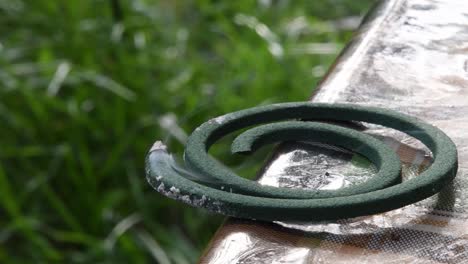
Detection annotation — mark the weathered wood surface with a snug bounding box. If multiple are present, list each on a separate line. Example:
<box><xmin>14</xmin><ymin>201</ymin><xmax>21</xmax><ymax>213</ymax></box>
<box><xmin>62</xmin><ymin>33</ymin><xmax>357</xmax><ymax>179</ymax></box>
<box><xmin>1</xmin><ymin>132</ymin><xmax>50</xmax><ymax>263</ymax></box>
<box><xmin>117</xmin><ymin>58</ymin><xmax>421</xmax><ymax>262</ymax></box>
<box><xmin>200</xmin><ymin>0</ymin><xmax>468</xmax><ymax>263</ymax></box>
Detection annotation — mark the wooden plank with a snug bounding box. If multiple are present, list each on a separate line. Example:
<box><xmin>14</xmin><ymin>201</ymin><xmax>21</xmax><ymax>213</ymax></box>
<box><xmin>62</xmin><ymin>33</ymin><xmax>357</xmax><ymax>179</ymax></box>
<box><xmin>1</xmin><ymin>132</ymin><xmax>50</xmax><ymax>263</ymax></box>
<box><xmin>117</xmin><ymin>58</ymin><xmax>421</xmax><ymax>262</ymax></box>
<box><xmin>199</xmin><ymin>0</ymin><xmax>468</xmax><ymax>263</ymax></box>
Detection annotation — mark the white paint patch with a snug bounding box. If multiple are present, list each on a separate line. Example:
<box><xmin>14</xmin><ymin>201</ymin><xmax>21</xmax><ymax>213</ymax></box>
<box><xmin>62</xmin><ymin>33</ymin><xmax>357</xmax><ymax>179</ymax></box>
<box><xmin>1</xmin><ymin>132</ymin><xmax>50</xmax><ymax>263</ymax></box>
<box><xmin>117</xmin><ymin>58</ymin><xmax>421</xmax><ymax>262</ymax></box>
<box><xmin>157</xmin><ymin>183</ymin><xmax>165</xmax><ymax>193</ymax></box>
<box><xmin>169</xmin><ymin>186</ymin><xmax>180</xmax><ymax>194</ymax></box>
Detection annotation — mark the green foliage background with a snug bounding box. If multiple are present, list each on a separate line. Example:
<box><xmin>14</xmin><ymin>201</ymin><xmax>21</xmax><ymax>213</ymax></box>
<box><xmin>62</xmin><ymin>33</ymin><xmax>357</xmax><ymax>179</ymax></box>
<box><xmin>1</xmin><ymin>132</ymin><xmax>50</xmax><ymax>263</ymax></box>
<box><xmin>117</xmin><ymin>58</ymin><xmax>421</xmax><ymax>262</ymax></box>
<box><xmin>0</xmin><ymin>0</ymin><xmax>372</xmax><ymax>262</ymax></box>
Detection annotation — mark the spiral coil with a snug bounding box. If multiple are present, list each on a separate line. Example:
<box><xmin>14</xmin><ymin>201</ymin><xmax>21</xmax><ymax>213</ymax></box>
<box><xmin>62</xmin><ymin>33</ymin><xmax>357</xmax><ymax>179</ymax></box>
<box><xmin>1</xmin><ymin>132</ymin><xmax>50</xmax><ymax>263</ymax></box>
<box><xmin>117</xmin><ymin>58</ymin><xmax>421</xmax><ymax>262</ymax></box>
<box><xmin>145</xmin><ymin>102</ymin><xmax>457</xmax><ymax>221</ymax></box>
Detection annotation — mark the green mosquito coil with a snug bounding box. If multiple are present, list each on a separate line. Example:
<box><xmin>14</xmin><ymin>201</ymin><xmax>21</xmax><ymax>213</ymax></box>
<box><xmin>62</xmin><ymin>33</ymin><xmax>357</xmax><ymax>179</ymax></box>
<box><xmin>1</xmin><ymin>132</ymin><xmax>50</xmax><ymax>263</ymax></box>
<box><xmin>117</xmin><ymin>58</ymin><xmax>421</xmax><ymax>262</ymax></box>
<box><xmin>145</xmin><ymin>102</ymin><xmax>458</xmax><ymax>221</ymax></box>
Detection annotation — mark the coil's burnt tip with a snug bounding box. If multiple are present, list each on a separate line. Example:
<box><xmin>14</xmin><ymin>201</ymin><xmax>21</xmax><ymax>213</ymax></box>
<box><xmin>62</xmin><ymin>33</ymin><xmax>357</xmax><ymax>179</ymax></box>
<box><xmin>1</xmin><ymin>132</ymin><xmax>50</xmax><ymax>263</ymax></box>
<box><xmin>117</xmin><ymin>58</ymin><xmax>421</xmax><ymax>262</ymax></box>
<box><xmin>150</xmin><ymin>140</ymin><xmax>168</xmax><ymax>152</ymax></box>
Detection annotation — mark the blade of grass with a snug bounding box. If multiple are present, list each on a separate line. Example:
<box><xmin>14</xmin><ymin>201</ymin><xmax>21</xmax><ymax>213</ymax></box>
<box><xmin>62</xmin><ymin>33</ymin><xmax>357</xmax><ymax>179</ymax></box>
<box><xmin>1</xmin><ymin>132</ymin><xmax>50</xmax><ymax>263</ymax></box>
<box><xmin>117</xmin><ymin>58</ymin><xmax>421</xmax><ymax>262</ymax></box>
<box><xmin>0</xmin><ymin>163</ymin><xmax>62</xmax><ymax>260</ymax></box>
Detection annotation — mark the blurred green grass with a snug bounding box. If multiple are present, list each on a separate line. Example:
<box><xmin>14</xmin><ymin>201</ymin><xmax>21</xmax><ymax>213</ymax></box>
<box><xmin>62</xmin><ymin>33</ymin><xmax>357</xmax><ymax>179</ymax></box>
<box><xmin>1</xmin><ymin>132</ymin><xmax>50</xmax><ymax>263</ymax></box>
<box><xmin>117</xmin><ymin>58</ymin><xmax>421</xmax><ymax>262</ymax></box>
<box><xmin>0</xmin><ymin>0</ymin><xmax>373</xmax><ymax>262</ymax></box>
